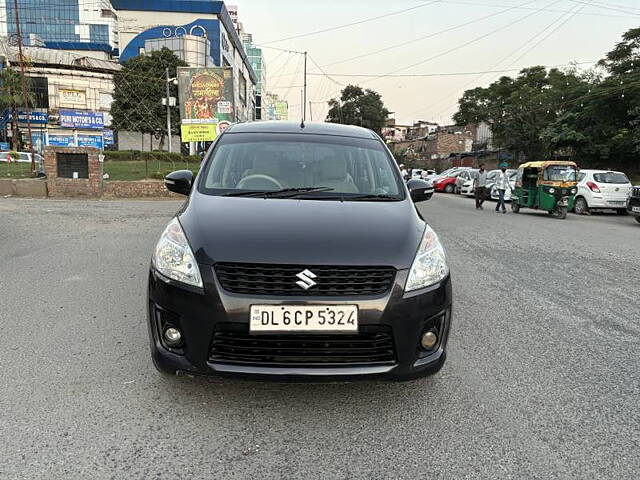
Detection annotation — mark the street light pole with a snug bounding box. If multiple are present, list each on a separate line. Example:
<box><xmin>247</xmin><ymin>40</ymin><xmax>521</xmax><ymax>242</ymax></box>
<box><xmin>165</xmin><ymin>67</ymin><xmax>172</xmax><ymax>154</ymax></box>
<box><xmin>302</xmin><ymin>51</ymin><xmax>307</xmax><ymax>122</ymax></box>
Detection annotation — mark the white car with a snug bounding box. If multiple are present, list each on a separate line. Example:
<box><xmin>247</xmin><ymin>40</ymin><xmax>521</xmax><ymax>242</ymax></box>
<box><xmin>411</xmin><ymin>169</ymin><xmax>424</xmax><ymax>180</ymax></box>
<box><xmin>574</xmin><ymin>169</ymin><xmax>632</xmax><ymax>215</ymax></box>
<box><xmin>460</xmin><ymin>179</ymin><xmax>474</xmax><ymax>196</ymax></box>
<box><xmin>0</xmin><ymin>151</ymin><xmax>44</xmax><ymax>164</ymax></box>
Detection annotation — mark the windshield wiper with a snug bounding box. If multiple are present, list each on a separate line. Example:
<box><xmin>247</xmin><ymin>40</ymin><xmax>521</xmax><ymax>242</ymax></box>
<box><xmin>342</xmin><ymin>194</ymin><xmax>400</xmax><ymax>201</ymax></box>
<box><xmin>222</xmin><ymin>187</ymin><xmax>335</xmax><ymax>198</ymax></box>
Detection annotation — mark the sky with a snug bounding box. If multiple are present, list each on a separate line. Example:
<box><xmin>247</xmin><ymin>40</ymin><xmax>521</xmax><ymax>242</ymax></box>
<box><xmin>233</xmin><ymin>0</ymin><xmax>640</xmax><ymax>125</ymax></box>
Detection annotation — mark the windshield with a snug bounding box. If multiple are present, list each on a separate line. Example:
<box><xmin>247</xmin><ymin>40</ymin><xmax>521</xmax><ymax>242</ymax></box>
<box><xmin>593</xmin><ymin>172</ymin><xmax>629</xmax><ymax>184</ymax></box>
<box><xmin>199</xmin><ymin>133</ymin><xmax>403</xmax><ymax>199</ymax></box>
<box><xmin>544</xmin><ymin>165</ymin><xmax>577</xmax><ymax>182</ymax></box>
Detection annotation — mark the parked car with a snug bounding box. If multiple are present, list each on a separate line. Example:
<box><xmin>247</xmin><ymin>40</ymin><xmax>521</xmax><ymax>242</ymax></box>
<box><xmin>411</xmin><ymin>169</ymin><xmax>424</xmax><ymax>180</ymax></box>
<box><xmin>433</xmin><ymin>173</ymin><xmax>461</xmax><ymax>193</ymax></box>
<box><xmin>421</xmin><ymin>169</ymin><xmax>437</xmax><ymax>181</ymax></box>
<box><xmin>0</xmin><ymin>151</ymin><xmax>44</xmax><ymax>165</ymax></box>
<box><xmin>628</xmin><ymin>185</ymin><xmax>640</xmax><ymax>223</ymax></box>
<box><xmin>455</xmin><ymin>169</ymin><xmax>478</xmax><ymax>193</ymax></box>
<box><xmin>574</xmin><ymin>169</ymin><xmax>632</xmax><ymax>215</ymax></box>
<box><xmin>149</xmin><ymin>121</ymin><xmax>451</xmax><ymax>381</ymax></box>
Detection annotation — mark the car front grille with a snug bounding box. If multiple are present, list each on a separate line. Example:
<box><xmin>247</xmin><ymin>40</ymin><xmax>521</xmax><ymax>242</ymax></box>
<box><xmin>633</xmin><ymin>186</ymin><xmax>640</xmax><ymax>199</ymax></box>
<box><xmin>215</xmin><ymin>263</ymin><xmax>396</xmax><ymax>296</ymax></box>
<box><xmin>209</xmin><ymin>324</ymin><xmax>396</xmax><ymax>366</ymax></box>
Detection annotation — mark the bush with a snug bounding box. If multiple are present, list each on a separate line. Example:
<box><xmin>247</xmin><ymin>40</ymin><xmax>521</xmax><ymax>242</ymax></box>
<box><xmin>104</xmin><ymin>150</ymin><xmax>200</xmax><ymax>163</ymax></box>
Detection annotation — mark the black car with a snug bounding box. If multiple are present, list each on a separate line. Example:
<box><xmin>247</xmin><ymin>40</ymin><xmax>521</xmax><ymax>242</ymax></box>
<box><xmin>148</xmin><ymin>122</ymin><xmax>452</xmax><ymax>381</ymax></box>
<box><xmin>628</xmin><ymin>185</ymin><xmax>640</xmax><ymax>223</ymax></box>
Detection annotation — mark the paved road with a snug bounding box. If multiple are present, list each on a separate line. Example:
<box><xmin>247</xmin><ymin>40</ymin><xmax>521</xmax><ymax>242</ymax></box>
<box><xmin>1</xmin><ymin>195</ymin><xmax>638</xmax><ymax>479</ymax></box>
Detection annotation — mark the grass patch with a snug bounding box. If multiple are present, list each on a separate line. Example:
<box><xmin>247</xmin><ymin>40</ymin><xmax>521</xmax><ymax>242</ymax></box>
<box><xmin>104</xmin><ymin>160</ymin><xmax>200</xmax><ymax>181</ymax></box>
<box><xmin>0</xmin><ymin>162</ymin><xmax>33</xmax><ymax>178</ymax></box>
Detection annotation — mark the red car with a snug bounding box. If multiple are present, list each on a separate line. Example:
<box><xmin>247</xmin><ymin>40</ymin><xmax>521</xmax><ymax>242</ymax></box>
<box><xmin>433</xmin><ymin>171</ymin><xmax>463</xmax><ymax>193</ymax></box>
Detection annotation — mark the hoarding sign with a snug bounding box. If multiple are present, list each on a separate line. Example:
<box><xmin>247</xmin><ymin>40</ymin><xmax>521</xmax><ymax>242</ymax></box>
<box><xmin>0</xmin><ymin>110</ymin><xmax>49</xmax><ymax>126</ymax></box>
<box><xmin>0</xmin><ymin>141</ymin><xmax>10</xmax><ymax>150</ymax></box>
<box><xmin>178</xmin><ymin>67</ymin><xmax>234</xmax><ymax>124</ymax></box>
<box><xmin>103</xmin><ymin>129</ymin><xmax>114</xmax><ymax>145</ymax></box>
<box><xmin>48</xmin><ymin>135</ymin><xmax>74</xmax><ymax>147</ymax></box>
<box><xmin>60</xmin><ymin>110</ymin><xmax>104</xmax><ymax>129</ymax></box>
<box><xmin>77</xmin><ymin>135</ymin><xmax>104</xmax><ymax>149</ymax></box>
<box><xmin>59</xmin><ymin>89</ymin><xmax>86</xmax><ymax>106</ymax></box>
<box><xmin>181</xmin><ymin>124</ymin><xmax>217</xmax><ymax>142</ymax></box>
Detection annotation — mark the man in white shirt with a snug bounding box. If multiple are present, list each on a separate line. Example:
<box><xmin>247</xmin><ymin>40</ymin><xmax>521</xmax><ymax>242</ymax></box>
<box><xmin>495</xmin><ymin>163</ymin><xmax>511</xmax><ymax>214</ymax></box>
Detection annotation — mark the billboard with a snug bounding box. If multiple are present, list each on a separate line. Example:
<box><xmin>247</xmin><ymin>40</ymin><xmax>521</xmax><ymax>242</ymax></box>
<box><xmin>60</xmin><ymin>110</ymin><xmax>104</xmax><ymax>129</ymax></box>
<box><xmin>59</xmin><ymin>89</ymin><xmax>86</xmax><ymax>107</ymax></box>
<box><xmin>181</xmin><ymin>124</ymin><xmax>217</xmax><ymax>142</ymax></box>
<box><xmin>177</xmin><ymin>67</ymin><xmax>234</xmax><ymax>125</ymax></box>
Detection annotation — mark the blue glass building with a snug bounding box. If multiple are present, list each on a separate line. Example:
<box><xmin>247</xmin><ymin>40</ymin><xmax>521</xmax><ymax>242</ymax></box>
<box><xmin>2</xmin><ymin>0</ymin><xmax>117</xmax><ymax>53</ymax></box>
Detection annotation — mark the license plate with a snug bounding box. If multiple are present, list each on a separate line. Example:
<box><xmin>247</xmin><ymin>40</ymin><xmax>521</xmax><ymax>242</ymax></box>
<box><xmin>250</xmin><ymin>305</ymin><xmax>358</xmax><ymax>333</ymax></box>
<box><xmin>633</xmin><ymin>206</ymin><xmax>640</xmax><ymax>213</ymax></box>
<box><xmin>608</xmin><ymin>201</ymin><xmax>624</xmax><ymax>206</ymax></box>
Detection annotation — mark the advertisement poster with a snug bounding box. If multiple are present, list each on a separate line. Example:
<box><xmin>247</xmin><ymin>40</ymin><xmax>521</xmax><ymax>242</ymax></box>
<box><xmin>178</xmin><ymin>67</ymin><xmax>234</xmax><ymax>124</ymax></box>
<box><xmin>181</xmin><ymin>124</ymin><xmax>217</xmax><ymax>142</ymax></box>
<box><xmin>48</xmin><ymin>135</ymin><xmax>74</xmax><ymax>147</ymax></box>
<box><xmin>78</xmin><ymin>135</ymin><xmax>104</xmax><ymax>149</ymax></box>
<box><xmin>103</xmin><ymin>129</ymin><xmax>114</xmax><ymax>145</ymax></box>
<box><xmin>60</xmin><ymin>110</ymin><xmax>105</xmax><ymax>129</ymax></box>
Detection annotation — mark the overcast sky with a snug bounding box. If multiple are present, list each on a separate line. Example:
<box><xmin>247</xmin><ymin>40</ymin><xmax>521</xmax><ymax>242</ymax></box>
<box><xmin>234</xmin><ymin>0</ymin><xmax>639</xmax><ymax>125</ymax></box>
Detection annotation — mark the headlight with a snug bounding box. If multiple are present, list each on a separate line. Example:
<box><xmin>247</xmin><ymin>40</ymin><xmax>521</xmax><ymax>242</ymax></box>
<box><xmin>571</xmin><ymin>188</ymin><xmax>577</xmax><ymax>194</ymax></box>
<box><xmin>549</xmin><ymin>188</ymin><xmax>555</xmax><ymax>194</ymax></box>
<box><xmin>405</xmin><ymin>224</ymin><xmax>449</xmax><ymax>292</ymax></box>
<box><xmin>152</xmin><ymin>217</ymin><xmax>202</xmax><ymax>288</ymax></box>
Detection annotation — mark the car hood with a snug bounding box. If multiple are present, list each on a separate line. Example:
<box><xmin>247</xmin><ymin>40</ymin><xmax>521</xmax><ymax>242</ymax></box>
<box><xmin>179</xmin><ymin>192</ymin><xmax>425</xmax><ymax>269</ymax></box>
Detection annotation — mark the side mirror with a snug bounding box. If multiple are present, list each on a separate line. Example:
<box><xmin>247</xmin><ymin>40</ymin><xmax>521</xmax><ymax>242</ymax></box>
<box><xmin>407</xmin><ymin>178</ymin><xmax>434</xmax><ymax>203</ymax></box>
<box><xmin>164</xmin><ymin>170</ymin><xmax>193</xmax><ymax>196</ymax></box>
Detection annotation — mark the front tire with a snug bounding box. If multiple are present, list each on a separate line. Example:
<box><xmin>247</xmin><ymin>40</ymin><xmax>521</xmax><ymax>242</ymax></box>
<box><xmin>554</xmin><ymin>206</ymin><xmax>567</xmax><ymax>219</ymax></box>
<box><xmin>574</xmin><ymin>197</ymin><xmax>589</xmax><ymax>215</ymax></box>
<box><xmin>635</xmin><ymin>216</ymin><xmax>640</xmax><ymax>224</ymax></box>
<box><xmin>444</xmin><ymin>184</ymin><xmax>454</xmax><ymax>193</ymax></box>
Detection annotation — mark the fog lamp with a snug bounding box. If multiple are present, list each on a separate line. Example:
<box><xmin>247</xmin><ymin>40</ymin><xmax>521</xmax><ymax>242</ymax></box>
<box><xmin>164</xmin><ymin>327</ymin><xmax>183</xmax><ymax>347</ymax></box>
<box><xmin>421</xmin><ymin>331</ymin><xmax>438</xmax><ymax>350</ymax></box>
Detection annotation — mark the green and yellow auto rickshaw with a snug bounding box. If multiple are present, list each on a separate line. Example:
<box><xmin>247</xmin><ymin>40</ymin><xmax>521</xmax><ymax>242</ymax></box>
<box><xmin>511</xmin><ymin>161</ymin><xmax>578</xmax><ymax>219</ymax></box>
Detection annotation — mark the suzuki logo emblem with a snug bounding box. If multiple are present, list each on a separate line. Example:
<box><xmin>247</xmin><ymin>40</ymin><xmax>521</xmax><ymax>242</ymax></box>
<box><xmin>296</xmin><ymin>269</ymin><xmax>317</xmax><ymax>290</ymax></box>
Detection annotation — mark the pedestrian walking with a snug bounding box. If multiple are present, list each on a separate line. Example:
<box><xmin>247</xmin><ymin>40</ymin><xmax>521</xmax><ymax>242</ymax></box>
<box><xmin>474</xmin><ymin>163</ymin><xmax>488</xmax><ymax>209</ymax></box>
<box><xmin>495</xmin><ymin>163</ymin><xmax>510</xmax><ymax>214</ymax></box>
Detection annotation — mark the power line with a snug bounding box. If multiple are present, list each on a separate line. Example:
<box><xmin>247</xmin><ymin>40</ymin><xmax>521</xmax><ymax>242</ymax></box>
<box><xmin>567</xmin><ymin>0</ymin><xmax>640</xmax><ymax>16</ymax></box>
<box><xmin>438</xmin><ymin>0</ymin><xmax>636</xmax><ymax>18</ymax></box>
<box><xmin>359</xmin><ymin>0</ymin><xmax>543</xmax><ymax>85</ymax></box>
<box><xmin>303</xmin><ymin>61</ymin><xmax>597</xmax><ymax>78</ymax></box>
<box><xmin>260</xmin><ymin>0</ymin><xmax>442</xmax><ymax>45</ymax></box>
<box><xmin>318</xmin><ymin>0</ymin><xmax>568</xmax><ymax>70</ymax></box>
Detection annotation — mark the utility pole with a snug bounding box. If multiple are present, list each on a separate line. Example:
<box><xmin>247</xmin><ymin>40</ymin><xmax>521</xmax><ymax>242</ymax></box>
<box><xmin>12</xmin><ymin>0</ymin><xmax>36</xmax><ymax>174</ymax></box>
<box><xmin>303</xmin><ymin>51</ymin><xmax>307</xmax><ymax>122</ymax></box>
<box><xmin>165</xmin><ymin>67</ymin><xmax>173</xmax><ymax>153</ymax></box>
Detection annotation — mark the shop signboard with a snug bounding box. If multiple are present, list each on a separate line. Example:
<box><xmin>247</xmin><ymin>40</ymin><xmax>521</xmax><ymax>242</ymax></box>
<box><xmin>60</xmin><ymin>110</ymin><xmax>104</xmax><ymax>129</ymax></box>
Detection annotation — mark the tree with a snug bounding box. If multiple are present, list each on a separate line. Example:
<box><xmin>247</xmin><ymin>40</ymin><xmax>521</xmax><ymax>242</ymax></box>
<box><xmin>326</xmin><ymin>85</ymin><xmax>389</xmax><ymax>135</ymax></box>
<box><xmin>111</xmin><ymin>48</ymin><xmax>187</xmax><ymax>148</ymax></box>
<box><xmin>0</xmin><ymin>68</ymin><xmax>34</xmax><ymax>151</ymax></box>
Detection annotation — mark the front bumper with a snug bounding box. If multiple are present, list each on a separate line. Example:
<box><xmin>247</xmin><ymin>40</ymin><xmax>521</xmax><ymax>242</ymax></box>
<box><xmin>147</xmin><ymin>266</ymin><xmax>453</xmax><ymax>381</ymax></box>
<box><xmin>628</xmin><ymin>197</ymin><xmax>640</xmax><ymax>216</ymax></box>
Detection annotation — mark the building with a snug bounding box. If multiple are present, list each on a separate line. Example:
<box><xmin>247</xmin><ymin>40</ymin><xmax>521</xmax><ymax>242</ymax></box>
<box><xmin>0</xmin><ymin>43</ymin><xmax>120</xmax><ymax>151</ymax></box>
<box><xmin>0</xmin><ymin>0</ymin><xmax>118</xmax><ymax>57</ymax></box>
<box><xmin>423</xmin><ymin>125</ymin><xmax>474</xmax><ymax>159</ymax></box>
<box><xmin>242</xmin><ymin>35</ymin><xmax>266</xmax><ymax>119</ymax></box>
<box><xmin>112</xmin><ymin>0</ymin><xmax>257</xmax><ymax>123</ymax></box>
<box><xmin>406</xmin><ymin>120</ymin><xmax>439</xmax><ymax>140</ymax></box>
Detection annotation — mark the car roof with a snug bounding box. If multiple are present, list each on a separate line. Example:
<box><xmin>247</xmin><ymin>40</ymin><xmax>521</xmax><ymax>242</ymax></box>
<box><xmin>225</xmin><ymin>121</ymin><xmax>380</xmax><ymax>139</ymax></box>
<box><xmin>519</xmin><ymin>160</ymin><xmax>578</xmax><ymax>169</ymax></box>
<box><xmin>579</xmin><ymin>169</ymin><xmax>625</xmax><ymax>175</ymax></box>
